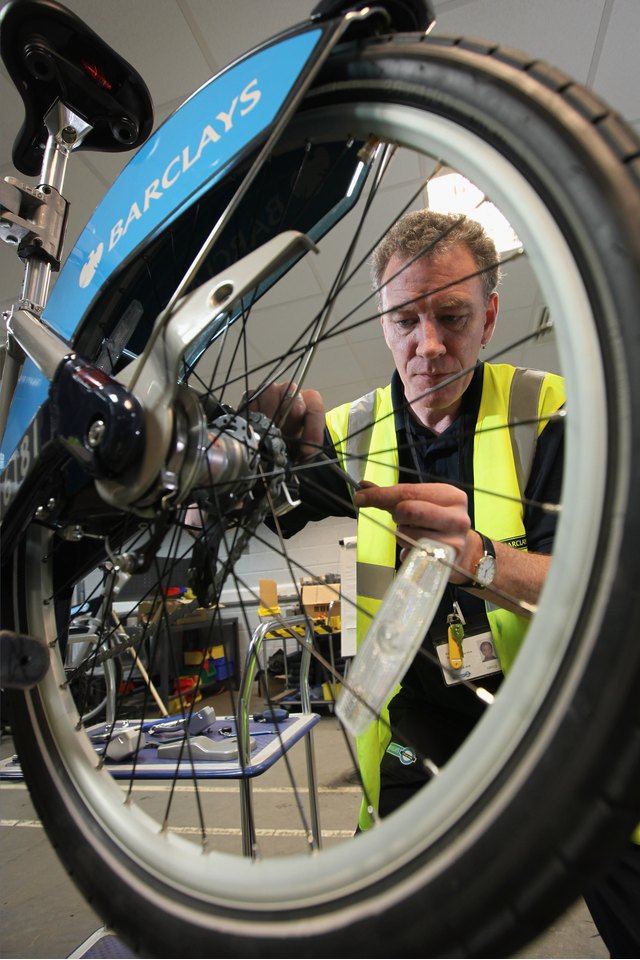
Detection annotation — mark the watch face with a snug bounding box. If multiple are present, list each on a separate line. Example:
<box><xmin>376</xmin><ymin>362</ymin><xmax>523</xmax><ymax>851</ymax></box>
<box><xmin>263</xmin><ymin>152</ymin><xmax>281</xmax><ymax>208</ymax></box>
<box><xmin>476</xmin><ymin>554</ymin><xmax>497</xmax><ymax>586</ymax></box>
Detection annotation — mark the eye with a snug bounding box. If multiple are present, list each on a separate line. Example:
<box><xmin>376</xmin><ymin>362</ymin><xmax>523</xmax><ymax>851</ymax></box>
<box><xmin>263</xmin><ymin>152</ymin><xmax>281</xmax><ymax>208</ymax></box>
<box><xmin>440</xmin><ymin>313</ymin><xmax>468</xmax><ymax>330</ymax></box>
<box><xmin>393</xmin><ymin>315</ymin><xmax>418</xmax><ymax>330</ymax></box>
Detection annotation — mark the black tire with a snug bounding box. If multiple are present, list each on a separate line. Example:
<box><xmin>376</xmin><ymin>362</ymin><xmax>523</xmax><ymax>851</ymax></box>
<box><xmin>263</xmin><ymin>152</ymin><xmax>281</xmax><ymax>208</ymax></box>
<box><xmin>4</xmin><ymin>32</ymin><xmax>640</xmax><ymax>958</ymax></box>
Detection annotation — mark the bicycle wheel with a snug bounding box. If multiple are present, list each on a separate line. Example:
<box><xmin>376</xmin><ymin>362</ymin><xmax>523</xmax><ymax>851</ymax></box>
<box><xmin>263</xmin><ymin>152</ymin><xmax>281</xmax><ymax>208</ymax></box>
<box><xmin>4</xmin><ymin>32</ymin><xmax>640</xmax><ymax>958</ymax></box>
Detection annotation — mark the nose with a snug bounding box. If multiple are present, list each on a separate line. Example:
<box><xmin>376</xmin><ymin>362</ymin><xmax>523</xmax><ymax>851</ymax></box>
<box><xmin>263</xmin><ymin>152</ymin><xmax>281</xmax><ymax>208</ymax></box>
<box><xmin>415</xmin><ymin>318</ymin><xmax>446</xmax><ymax>359</ymax></box>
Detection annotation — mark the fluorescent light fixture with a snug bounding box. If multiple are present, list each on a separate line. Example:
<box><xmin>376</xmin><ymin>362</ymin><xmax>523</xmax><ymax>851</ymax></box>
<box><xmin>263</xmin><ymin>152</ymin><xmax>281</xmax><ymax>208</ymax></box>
<box><xmin>427</xmin><ymin>171</ymin><xmax>522</xmax><ymax>254</ymax></box>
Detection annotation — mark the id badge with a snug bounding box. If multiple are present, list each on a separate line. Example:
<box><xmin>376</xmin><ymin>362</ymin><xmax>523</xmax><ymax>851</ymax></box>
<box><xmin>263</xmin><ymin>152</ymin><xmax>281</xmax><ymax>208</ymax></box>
<box><xmin>435</xmin><ymin>631</ymin><xmax>503</xmax><ymax>686</ymax></box>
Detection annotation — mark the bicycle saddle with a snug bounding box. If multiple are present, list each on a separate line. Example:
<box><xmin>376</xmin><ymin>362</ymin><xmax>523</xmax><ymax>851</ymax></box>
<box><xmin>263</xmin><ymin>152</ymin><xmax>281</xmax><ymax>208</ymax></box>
<box><xmin>0</xmin><ymin>0</ymin><xmax>154</xmax><ymax>177</ymax></box>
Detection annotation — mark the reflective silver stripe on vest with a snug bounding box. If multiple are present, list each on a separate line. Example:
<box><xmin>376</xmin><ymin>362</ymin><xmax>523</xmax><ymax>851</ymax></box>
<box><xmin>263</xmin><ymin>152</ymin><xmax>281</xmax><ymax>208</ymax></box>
<box><xmin>508</xmin><ymin>368</ymin><xmax>545</xmax><ymax>494</ymax></box>
<box><xmin>345</xmin><ymin>389</ymin><xmax>378</xmax><ymax>484</ymax></box>
<box><xmin>356</xmin><ymin>561</ymin><xmax>395</xmax><ymax>601</ymax></box>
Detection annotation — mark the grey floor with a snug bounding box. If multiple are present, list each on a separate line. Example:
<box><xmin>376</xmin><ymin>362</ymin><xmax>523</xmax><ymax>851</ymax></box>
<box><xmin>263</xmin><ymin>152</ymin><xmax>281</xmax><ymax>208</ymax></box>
<box><xmin>0</xmin><ymin>689</ymin><xmax>607</xmax><ymax>960</ymax></box>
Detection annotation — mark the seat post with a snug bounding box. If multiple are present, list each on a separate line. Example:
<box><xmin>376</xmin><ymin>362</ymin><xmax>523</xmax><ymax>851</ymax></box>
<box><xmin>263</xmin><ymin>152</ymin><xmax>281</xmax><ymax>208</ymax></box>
<box><xmin>19</xmin><ymin>101</ymin><xmax>93</xmax><ymax>314</ymax></box>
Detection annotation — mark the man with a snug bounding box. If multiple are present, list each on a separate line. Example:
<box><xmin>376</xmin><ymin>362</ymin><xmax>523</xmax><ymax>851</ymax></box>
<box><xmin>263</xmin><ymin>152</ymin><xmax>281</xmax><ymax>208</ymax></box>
<box><xmin>256</xmin><ymin>209</ymin><xmax>636</xmax><ymax>955</ymax></box>
<box><xmin>261</xmin><ymin>209</ymin><xmax>563</xmax><ymax>813</ymax></box>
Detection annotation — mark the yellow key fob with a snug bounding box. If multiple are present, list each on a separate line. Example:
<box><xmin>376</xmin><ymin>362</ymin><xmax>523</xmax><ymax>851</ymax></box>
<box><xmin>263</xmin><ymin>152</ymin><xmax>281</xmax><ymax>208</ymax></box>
<box><xmin>447</xmin><ymin>620</ymin><xmax>464</xmax><ymax>670</ymax></box>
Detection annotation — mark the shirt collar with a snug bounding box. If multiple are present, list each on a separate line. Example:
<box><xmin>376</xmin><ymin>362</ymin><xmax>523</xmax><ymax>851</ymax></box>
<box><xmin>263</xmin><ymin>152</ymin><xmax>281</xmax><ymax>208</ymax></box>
<box><xmin>391</xmin><ymin>363</ymin><xmax>485</xmax><ymax>439</ymax></box>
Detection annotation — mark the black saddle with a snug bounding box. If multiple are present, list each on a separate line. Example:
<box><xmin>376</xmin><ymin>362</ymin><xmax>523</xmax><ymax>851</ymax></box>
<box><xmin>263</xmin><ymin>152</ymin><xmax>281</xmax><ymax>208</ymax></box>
<box><xmin>0</xmin><ymin>0</ymin><xmax>153</xmax><ymax>176</ymax></box>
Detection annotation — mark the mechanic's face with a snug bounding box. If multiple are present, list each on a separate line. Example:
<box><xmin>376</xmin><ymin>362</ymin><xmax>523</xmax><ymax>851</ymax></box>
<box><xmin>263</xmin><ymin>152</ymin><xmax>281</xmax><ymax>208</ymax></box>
<box><xmin>380</xmin><ymin>245</ymin><xmax>497</xmax><ymax>432</ymax></box>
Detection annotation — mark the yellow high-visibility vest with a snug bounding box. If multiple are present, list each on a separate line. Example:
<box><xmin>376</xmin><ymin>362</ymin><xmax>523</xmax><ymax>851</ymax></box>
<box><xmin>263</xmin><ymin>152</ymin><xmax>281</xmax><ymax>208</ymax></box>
<box><xmin>326</xmin><ymin>363</ymin><xmax>565</xmax><ymax>829</ymax></box>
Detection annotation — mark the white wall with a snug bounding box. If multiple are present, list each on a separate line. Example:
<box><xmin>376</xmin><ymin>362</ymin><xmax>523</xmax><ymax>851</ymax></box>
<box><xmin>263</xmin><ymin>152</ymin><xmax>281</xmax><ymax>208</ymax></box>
<box><xmin>219</xmin><ymin>514</ymin><xmax>356</xmax><ymax>665</ymax></box>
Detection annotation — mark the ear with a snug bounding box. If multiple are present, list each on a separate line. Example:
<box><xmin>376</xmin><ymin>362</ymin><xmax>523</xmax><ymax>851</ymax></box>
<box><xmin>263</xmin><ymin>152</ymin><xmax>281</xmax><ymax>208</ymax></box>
<box><xmin>482</xmin><ymin>291</ymin><xmax>498</xmax><ymax>345</ymax></box>
<box><xmin>380</xmin><ymin>311</ymin><xmax>393</xmax><ymax>351</ymax></box>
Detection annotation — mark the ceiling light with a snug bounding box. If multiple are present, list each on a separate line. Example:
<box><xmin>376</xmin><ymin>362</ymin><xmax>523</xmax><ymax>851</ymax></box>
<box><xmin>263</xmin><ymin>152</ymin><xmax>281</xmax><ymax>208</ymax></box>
<box><xmin>427</xmin><ymin>171</ymin><xmax>522</xmax><ymax>254</ymax></box>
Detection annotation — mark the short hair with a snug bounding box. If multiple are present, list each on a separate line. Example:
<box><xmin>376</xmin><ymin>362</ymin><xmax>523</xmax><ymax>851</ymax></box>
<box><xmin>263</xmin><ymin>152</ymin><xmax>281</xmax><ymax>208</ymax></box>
<box><xmin>371</xmin><ymin>209</ymin><xmax>502</xmax><ymax>304</ymax></box>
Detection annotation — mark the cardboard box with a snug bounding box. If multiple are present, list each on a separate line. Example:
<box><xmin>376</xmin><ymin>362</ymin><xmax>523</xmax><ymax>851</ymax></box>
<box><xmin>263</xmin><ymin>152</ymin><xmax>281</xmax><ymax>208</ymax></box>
<box><xmin>301</xmin><ymin>582</ymin><xmax>341</xmax><ymax>620</ymax></box>
<box><xmin>138</xmin><ymin>598</ymin><xmax>183</xmax><ymax>625</ymax></box>
<box><xmin>259</xmin><ymin>578</ymin><xmax>281</xmax><ymax>617</ymax></box>
<box><xmin>258</xmin><ymin>577</ymin><xmax>341</xmax><ymax>626</ymax></box>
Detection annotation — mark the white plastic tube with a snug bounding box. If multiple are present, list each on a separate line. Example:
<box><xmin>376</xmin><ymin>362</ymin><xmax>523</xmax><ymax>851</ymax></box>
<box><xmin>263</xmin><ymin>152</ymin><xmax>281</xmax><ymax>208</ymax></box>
<box><xmin>336</xmin><ymin>538</ymin><xmax>454</xmax><ymax>736</ymax></box>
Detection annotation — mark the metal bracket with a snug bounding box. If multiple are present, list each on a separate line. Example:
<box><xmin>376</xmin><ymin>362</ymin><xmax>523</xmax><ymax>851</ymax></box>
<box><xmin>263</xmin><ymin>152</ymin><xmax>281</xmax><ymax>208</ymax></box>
<box><xmin>0</xmin><ymin>177</ymin><xmax>68</xmax><ymax>267</ymax></box>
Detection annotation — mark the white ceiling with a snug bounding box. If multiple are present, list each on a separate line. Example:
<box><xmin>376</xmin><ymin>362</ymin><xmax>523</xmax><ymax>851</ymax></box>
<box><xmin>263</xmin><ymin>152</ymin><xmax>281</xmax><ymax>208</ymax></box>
<box><xmin>1</xmin><ymin>0</ymin><xmax>638</xmax><ymax>410</ymax></box>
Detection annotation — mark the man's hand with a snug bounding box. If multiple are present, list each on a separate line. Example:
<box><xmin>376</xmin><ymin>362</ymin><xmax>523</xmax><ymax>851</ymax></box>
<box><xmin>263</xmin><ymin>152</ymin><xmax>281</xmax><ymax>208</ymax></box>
<box><xmin>353</xmin><ymin>481</ymin><xmax>550</xmax><ymax>612</ymax></box>
<box><xmin>246</xmin><ymin>382</ymin><xmax>325</xmax><ymax>461</ymax></box>
<box><xmin>353</xmin><ymin>482</ymin><xmax>472</xmax><ymax>570</ymax></box>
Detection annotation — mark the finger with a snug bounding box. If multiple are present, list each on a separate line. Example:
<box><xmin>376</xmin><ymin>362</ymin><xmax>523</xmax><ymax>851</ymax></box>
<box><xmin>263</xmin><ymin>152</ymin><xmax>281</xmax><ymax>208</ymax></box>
<box><xmin>353</xmin><ymin>482</ymin><xmax>466</xmax><ymax>511</ymax></box>
<box><xmin>392</xmin><ymin>499</ymin><xmax>459</xmax><ymax>530</ymax></box>
<box><xmin>243</xmin><ymin>382</ymin><xmax>289</xmax><ymax>417</ymax></box>
<box><xmin>298</xmin><ymin>388</ymin><xmax>326</xmax><ymax>458</ymax></box>
<box><xmin>244</xmin><ymin>382</ymin><xmax>302</xmax><ymax>424</ymax></box>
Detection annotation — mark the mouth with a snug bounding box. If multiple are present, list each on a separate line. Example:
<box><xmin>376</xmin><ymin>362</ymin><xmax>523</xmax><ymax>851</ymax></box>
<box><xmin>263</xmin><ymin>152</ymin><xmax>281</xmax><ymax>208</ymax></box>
<box><xmin>410</xmin><ymin>371</ymin><xmax>459</xmax><ymax>400</ymax></box>
<box><xmin>413</xmin><ymin>370</ymin><xmax>454</xmax><ymax>383</ymax></box>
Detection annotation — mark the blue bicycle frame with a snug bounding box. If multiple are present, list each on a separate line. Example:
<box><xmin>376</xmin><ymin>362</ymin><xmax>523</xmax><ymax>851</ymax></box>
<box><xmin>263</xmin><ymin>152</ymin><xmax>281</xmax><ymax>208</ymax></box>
<box><xmin>0</xmin><ymin>6</ymin><xmax>378</xmax><ymax>519</ymax></box>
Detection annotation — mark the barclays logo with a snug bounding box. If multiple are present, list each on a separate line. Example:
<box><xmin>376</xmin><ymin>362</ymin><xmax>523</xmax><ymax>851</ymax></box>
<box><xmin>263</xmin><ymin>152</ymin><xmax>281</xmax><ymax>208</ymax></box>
<box><xmin>79</xmin><ymin>243</ymin><xmax>104</xmax><ymax>288</ymax></box>
<box><xmin>77</xmin><ymin>77</ymin><xmax>262</xmax><ymax>289</ymax></box>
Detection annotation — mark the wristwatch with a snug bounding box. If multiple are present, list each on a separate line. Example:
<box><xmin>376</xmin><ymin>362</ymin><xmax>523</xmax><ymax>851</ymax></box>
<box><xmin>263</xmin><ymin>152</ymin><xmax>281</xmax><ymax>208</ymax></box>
<box><xmin>473</xmin><ymin>532</ymin><xmax>497</xmax><ymax>588</ymax></box>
